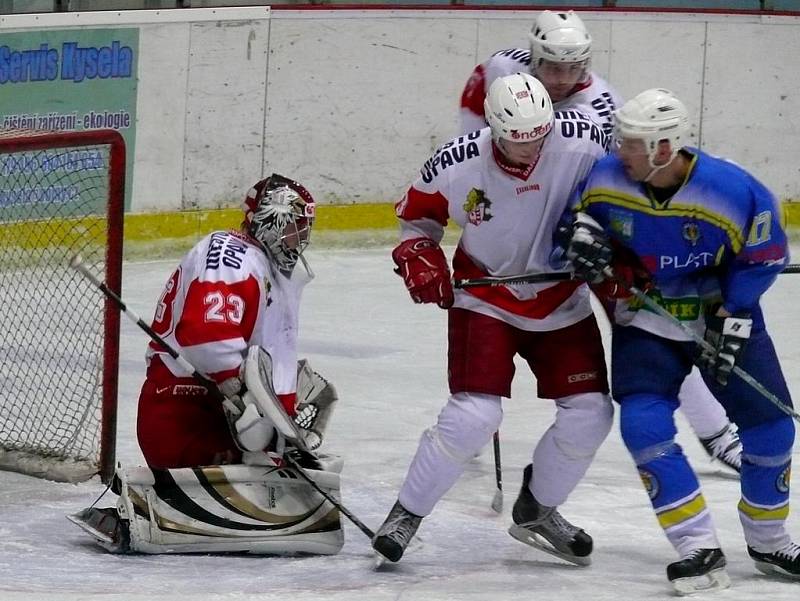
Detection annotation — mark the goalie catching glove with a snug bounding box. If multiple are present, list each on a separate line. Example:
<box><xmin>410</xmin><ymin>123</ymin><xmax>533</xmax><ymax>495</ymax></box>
<box><xmin>392</xmin><ymin>237</ymin><xmax>454</xmax><ymax>309</ymax></box>
<box><xmin>699</xmin><ymin>310</ymin><xmax>752</xmax><ymax>386</ymax></box>
<box><xmin>295</xmin><ymin>359</ymin><xmax>338</xmax><ymax>451</ymax></box>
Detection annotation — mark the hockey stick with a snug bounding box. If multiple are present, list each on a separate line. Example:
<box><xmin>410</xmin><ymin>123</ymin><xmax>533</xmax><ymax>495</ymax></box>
<box><xmin>455</xmin><ymin>263</ymin><xmax>800</xmax><ymax>289</ymax></box>
<box><xmin>605</xmin><ymin>268</ymin><xmax>800</xmax><ymax>423</ymax></box>
<box><xmin>454</xmin><ymin>271</ymin><xmax>574</xmax><ymax>288</ymax></box>
<box><xmin>70</xmin><ymin>254</ymin><xmax>377</xmax><ymax>540</ymax></box>
<box><xmin>490</xmin><ymin>431</ymin><xmax>503</xmax><ymax>513</ymax></box>
<box><xmin>69</xmin><ymin>255</ymin><xmax>218</xmax><ymax>390</ymax></box>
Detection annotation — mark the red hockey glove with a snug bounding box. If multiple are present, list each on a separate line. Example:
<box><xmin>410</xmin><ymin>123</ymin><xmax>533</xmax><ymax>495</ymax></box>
<box><xmin>590</xmin><ymin>244</ymin><xmax>653</xmax><ymax>301</ymax></box>
<box><xmin>392</xmin><ymin>238</ymin><xmax>454</xmax><ymax>309</ymax></box>
<box><xmin>592</xmin><ymin>263</ymin><xmax>654</xmax><ymax>300</ymax></box>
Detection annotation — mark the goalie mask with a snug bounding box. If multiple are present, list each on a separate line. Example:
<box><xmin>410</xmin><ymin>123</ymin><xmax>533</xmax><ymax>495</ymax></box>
<box><xmin>243</xmin><ymin>174</ymin><xmax>316</xmax><ymax>272</ymax></box>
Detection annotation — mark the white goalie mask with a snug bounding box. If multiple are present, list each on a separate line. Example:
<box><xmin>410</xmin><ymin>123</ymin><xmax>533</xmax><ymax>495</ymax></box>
<box><xmin>528</xmin><ymin>10</ymin><xmax>592</xmax><ymax>77</ymax></box>
<box><xmin>484</xmin><ymin>72</ymin><xmax>554</xmax><ymax>144</ymax></box>
<box><xmin>244</xmin><ymin>174</ymin><xmax>315</xmax><ymax>272</ymax></box>
<box><xmin>613</xmin><ymin>88</ymin><xmax>690</xmax><ymax>168</ymax></box>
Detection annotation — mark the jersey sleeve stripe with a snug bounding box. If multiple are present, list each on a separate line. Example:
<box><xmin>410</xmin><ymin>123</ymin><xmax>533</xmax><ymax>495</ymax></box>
<box><xmin>396</xmin><ymin>187</ymin><xmax>450</xmax><ymax>226</ymax></box>
<box><xmin>460</xmin><ymin>64</ymin><xmax>487</xmax><ymax>118</ymax></box>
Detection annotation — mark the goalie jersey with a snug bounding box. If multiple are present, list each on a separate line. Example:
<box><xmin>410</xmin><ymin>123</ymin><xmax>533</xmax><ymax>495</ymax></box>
<box><xmin>397</xmin><ymin>120</ymin><xmax>608</xmax><ymax>332</ymax></box>
<box><xmin>575</xmin><ymin>149</ymin><xmax>788</xmax><ymax>340</ymax></box>
<box><xmin>459</xmin><ymin>48</ymin><xmax>622</xmax><ymax>137</ymax></box>
<box><xmin>146</xmin><ymin>229</ymin><xmax>310</xmax><ymax>400</ymax></box>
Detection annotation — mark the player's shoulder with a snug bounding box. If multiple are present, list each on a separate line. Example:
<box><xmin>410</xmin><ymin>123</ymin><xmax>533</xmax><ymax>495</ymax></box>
<box><xmin>487</xmin><ymin>47</ymin><xmax>531</xmax><ymax>70</ymax></box>
<box><xmin>419</xmin><ymin>129</ymin><xmax>488</xmax><ymax>185</ymax></box>
<box><xmin>585</xmin><ymin>72</ymin><xmax>617</xmax><ymax>94</ymax></box>
<box><xmin>694</xmin><ymin>149</ymin><xmax>748</xmax><ymax>179</ymax></box>
<box><xmin>589</xmin><ymin>152</ymin><xmax>625</xmax><ymax>178</ymax></box>
<box><xmin>549</xmin><ymin>109</ymin><xmax>610</xmax><ymax>155</ymax></box>
<box><xmin>692</xmin><ymin>149</ymin><xmax>770</xmax><ymax>197</ymax></box>
<box><xmin>578</xmin><ymin>155</ymin><xmax>635</xmax><ymax>209</ymax></box>
<box><xmin>192</xmin><ymin>230</ymin><xmax>268</xmax><ymax>279</ymax></box>
<box><xmin>482</xmin><ymin>48</ymin><xmax>530</xmax><ymax>84</ymax></box>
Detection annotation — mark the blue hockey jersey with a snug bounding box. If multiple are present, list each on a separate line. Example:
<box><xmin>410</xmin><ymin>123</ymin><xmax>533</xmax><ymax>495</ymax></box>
<box><xmin>574</xmin><ymin>149</ymin><xmax>787</xmax><ymax>340</ymax></box>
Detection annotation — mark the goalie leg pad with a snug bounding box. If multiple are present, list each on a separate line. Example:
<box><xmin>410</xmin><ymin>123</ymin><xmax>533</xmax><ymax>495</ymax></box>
<box><xmin>111</xmin><ymin>463</ymin><xmax>344</xmax><ymax>555</ymax></box>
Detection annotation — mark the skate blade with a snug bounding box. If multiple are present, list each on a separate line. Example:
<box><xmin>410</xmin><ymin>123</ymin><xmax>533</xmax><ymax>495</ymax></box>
<box><xmin>709</xmin><ymin>458</ymin><xmax>740</xmax><ymax>479</ymax></box>
<box><xmin>753</xmin><ymin>560</ymin><xmax>800</xmax><ymax>580</ymax></box>
<box><xmin>66</xmin><ymin>510</ymin><xmax>114</xmax><ymax>544</ymax></box>
<box><xmin>508</xmin><ymin>524</ymin><xmax>591</xmax><ymax>567</ymax></box>
<box><xmin>671</xmin><ymin>567</ymin><xmax>731</xmax><ymax>595</ymax></box>
<box><xmin>373</xmin><ymin>552</ymin><xmax>391</xmax><ymax>570</ymax></box>
<box><xmin>371</xmin><ymin>536</ymin><xmax>424</xmax><ymax>570</ymax></box>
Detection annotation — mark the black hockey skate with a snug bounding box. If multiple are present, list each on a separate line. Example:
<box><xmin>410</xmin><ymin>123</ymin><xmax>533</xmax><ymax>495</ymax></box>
<box><xmin>372</xmin><ymin>500</ymin><xmax>422</xmax><ymax>564</ymax></box>
<box><xmin>748</xmin><ymin>542</ymin><xmax>800</xmax><ymax>579</ymax></box>
<box><xmin>507</xmin><ymin>464</ymin><xmax>592</xmax><ymax>566</ymax></box>
<box><xmin>666</xmin><ymin>548</ymin><xmax>730</xmax><ymax>595</ymax></box>
<box><xmin>699</xmin><ymin>424</ymin><xmax>742</xmax><ymax>474</ymax></box>
<box><xmin>67</xmin><ymin>506</ymin><xmax>131</xmax><ymax>553</ymax></box>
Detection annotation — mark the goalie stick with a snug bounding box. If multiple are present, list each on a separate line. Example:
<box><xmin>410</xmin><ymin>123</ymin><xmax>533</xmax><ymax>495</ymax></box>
<box><xmin>605</xmin><ymin>267</ymin><xmax>800</xmax><ymax>424</ymax></box>
<box><xmin>70</xmin><ymin>254</ymin><xmax>377</xmax><ymax>540</ymax></box>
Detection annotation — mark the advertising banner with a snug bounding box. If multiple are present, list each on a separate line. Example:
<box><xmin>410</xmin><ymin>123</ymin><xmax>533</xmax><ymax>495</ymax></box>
<box><xmin>0</xmin><ymin>28</ymin><xmax>139</xmax><ymax>214</ymax></box>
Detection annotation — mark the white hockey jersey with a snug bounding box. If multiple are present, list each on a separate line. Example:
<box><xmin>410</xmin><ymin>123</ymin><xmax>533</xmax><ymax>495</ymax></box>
<box><xmin>459</xmin><ymin>48</ymin><xmax>623</xmax><ymax>138</ymax></box>
<box><xmin>397</xmin><ymin>120</ymin><xmax>607</xmax><ymax>331</ymax></box>
<box><xmin>146</xmin><ymin>229</ymin><xmax>310</xmax><ymax>398</ymax></box>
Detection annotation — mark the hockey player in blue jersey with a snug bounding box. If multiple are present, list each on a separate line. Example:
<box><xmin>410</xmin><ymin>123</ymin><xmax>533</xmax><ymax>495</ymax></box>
<box><xmin>564</xmin><ymin>88</ymin><xmax>799</xmax><ymax>594</ymax></box>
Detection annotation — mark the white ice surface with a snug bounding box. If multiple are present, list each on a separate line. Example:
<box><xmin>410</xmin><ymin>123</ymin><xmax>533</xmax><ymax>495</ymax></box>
<box><xmin>2</xmin><ymin>246</ymin><xmax>799</xmax><ymax>601</ymax></box>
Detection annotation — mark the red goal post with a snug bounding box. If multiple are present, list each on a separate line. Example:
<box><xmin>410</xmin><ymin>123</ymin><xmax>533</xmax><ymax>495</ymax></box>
<box><xmin>0</xmin><ymin>129</ymin><xmax>125</xmax><ymax>484</ymax></box>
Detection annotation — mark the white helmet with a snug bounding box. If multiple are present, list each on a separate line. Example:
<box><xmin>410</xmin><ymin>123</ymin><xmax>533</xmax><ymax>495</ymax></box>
<box><xmin>613</xmin><ymin>88</ymin><xmax>690</xmax><ymax>167</ymax></box>
<box><xmin>483</xmin><ymin>73</ymin><xmax>554</xmax><ymax>143</ymax></box>
<box><xmin>529</xmin><ymin>11</ymin><xmax>592</xmax><ymax>66</ymax></box>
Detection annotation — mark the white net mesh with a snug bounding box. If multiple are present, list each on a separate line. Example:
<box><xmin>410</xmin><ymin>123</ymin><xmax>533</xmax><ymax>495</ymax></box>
<box><xmin>0</xmin><ymin>129</ymin><xmax>122</xmax><ymax>482</ymax></box>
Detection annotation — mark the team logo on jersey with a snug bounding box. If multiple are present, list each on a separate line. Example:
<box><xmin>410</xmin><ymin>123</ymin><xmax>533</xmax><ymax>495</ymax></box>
<box><xmin>777</xmin><ymin>465</ymin><xmax>791</xmax><ymax>494</ymax></box>
<box><xmin>609</xmin><ymin>209</ymin><xmax>633</xmax><ymax>241</ymax></box>
<box><xmin>638</xmin><ymin>468</ymin><xmax>660</xmax><ymax>500</ymax></box>
<box><xmin>682</xmin><ymin>221</ymin><xmax>701</xmax><ymax>246</ymax></box>
<box><xmin>463</xmin><ymin>188</ymin><xmax>493</xmax><ymax>226</ymax></box>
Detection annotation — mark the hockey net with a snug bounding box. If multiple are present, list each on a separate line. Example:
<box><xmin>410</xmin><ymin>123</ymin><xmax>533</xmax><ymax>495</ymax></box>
<box><xmin>0</xmin><ymin>129</ymin><xmax>125</xmax><ymax>483</ymax></box>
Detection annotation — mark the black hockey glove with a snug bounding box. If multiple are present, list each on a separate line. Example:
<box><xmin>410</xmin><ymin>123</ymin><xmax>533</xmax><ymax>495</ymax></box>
<box><xmin>566</xmin><ymin>212</ymin><xmax>613</xmax><ymax>284</ymax></box>
<box><xmin>699</xmin><ymin>311</ymin><xmax>753</xmax><ymax>386</ymax></box>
